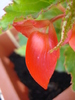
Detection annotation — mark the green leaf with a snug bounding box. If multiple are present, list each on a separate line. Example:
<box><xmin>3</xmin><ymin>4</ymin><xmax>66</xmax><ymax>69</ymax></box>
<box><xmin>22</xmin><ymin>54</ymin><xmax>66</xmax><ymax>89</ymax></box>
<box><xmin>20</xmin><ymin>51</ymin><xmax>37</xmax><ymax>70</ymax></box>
<box><xmin>56</xmin><ymin>47</ymin><xmax>66</xmax><ymax>72</ymax></box>
<box><xmin>15</xmin><ymin>45</ymin><xmax>26</xmax><ymax>57</ymax></box>
<box><xmin>64</xmin><ymin>46</ymin><xmax>75</xmax><ymax>91</ymax></box>
<box><xmin>50</xmin><ymin>0</ymin><xmax>75</xmax><ymax>52</ymax></box>
<box><xmin>0</xmin><ymin>0</ymin><xmax>65</xmax><ymax>30</ymax></box>
<box><xmin>0</xmin><ymin>28</ymin><xmax>2</xmax><ymax>34</ymax></box>
<box><xmin>40</xmin><ymin>7</ymin><xmax>63</xmax><ymax>20</ymax></box>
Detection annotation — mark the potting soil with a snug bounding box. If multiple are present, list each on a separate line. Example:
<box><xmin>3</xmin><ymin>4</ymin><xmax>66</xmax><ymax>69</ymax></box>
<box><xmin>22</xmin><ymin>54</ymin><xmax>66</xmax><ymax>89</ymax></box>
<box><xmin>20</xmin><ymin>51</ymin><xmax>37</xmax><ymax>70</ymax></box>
<box><xmin>9</xmin><ymin>52</ymin><xmax>71</xmax><ymax>100</ymax></box>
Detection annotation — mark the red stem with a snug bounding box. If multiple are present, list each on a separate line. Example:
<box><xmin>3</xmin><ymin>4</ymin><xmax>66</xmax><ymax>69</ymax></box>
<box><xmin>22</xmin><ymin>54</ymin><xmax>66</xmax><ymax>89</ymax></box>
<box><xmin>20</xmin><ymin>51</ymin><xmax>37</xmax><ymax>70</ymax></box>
<box><xmin>50</xmin><ymin>13</ymin><xmax>65</xmax><ymax>23</ymax></box>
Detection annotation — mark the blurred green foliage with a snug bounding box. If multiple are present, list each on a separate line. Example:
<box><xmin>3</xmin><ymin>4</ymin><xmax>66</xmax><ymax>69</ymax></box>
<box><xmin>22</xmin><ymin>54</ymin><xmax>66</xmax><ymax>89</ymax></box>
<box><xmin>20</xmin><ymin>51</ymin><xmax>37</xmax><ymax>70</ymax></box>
<box><xmin>64</xmin><ymin>46</ymin><xmax>75</xmax><ymax>91</ymax></box>
<box><xmin>18</xmin><ymin>33</ymin><xmax>27</xmax><ymax>46</ymax></box>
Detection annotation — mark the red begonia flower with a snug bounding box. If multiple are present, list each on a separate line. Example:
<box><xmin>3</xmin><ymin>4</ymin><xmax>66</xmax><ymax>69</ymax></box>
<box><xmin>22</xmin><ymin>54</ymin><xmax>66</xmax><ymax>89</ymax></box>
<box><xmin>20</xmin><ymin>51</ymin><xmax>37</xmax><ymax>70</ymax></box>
<box><xmin>26</xmin><ymin>22</ymin><xmax>60</xmax><ymax>89</ymax></box>
<box><xmin>63</xmin><ymin>24</ymin><xmax>75</xmax><ymax>51</ymax></box>
<box><xmin>69</xmin><ymin>25</ymin><xmax>75</xmax><ymax>51</ymax></box>
<box><xmin>13</xmin><ymin>20</ymin><xmax>60</xmax><ymax>89</ymax></box>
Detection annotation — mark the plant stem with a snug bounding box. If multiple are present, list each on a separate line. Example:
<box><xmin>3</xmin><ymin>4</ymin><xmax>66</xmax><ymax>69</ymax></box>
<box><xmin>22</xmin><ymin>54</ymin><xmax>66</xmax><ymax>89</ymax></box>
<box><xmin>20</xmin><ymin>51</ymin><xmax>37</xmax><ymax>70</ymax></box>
<box><xmin>50</xmin><ymin>13</ymin><xmax>65</xmax><ymax>23</ymax></box>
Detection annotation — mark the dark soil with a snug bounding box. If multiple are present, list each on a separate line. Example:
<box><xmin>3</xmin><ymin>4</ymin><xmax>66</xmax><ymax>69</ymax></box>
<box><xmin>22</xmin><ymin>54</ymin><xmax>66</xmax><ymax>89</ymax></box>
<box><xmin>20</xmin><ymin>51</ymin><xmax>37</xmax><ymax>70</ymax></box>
<box><xmin>9</xmin><ymin>52</ymin><xmax>71</xmax><ymax>100</ymax></box>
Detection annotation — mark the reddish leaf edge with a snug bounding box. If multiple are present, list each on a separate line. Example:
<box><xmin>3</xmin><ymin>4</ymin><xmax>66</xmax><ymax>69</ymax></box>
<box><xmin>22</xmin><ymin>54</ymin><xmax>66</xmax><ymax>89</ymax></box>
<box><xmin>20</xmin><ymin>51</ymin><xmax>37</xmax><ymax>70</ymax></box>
<box><xmin>13</xmin><ymin>19</ymin><xmax>50</xmax><ymax>38</ymax></box>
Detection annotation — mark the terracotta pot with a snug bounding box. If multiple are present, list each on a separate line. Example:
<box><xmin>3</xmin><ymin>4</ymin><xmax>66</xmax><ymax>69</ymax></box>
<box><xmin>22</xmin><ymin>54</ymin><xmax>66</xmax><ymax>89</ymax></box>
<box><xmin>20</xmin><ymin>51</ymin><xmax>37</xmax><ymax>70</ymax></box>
<box><xmin>0</xmin><ymin>28</ymin><xmax>29</xmax><ymax>100</ymax></box>
<box><xmin>0</xmin><ymin>57</ymin><xmax>29</xmax><ymax>100</ymax></box>
<box><xmin>0</xmin><ymin>27</ymin><xmax>19</xmax><ymax>57</ymax></box>
<box><xmin>53</xmin><ymin>86</ymin><xmax>75</xmax><ymax>100</ymax></box>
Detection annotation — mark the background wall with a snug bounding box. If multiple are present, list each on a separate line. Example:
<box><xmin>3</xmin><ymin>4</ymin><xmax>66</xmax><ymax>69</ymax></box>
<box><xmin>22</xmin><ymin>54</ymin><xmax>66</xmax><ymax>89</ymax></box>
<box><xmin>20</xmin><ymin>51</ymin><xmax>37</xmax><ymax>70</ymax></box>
<box><xmin>0</xmin><ymin>0</ymin><xmax>12</xmax><ymax>18</ymax></box>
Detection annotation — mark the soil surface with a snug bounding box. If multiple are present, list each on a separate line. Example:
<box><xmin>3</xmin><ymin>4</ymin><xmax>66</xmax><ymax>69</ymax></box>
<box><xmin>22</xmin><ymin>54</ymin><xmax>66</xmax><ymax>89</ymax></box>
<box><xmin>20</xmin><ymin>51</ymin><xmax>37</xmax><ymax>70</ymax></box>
<box><xmin>9</xmin><ymin>52</ymin><xmax>71</xmax><ymax>100</ymax></box>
